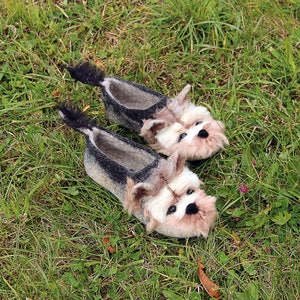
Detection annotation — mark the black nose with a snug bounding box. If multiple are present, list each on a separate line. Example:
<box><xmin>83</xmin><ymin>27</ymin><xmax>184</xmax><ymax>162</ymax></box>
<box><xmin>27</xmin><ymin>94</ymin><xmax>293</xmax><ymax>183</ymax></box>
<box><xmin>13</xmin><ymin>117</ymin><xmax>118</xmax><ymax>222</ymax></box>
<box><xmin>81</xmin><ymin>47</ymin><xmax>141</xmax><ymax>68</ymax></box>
<box><xmin>198</xmin><ymin>129</ymin><xmax>209</xmax><ymax>138</ymax></box>
<box><xmin>186</xmin><ymin>203</ymin><xmax>199</xmax><ymax>215</ymax></box>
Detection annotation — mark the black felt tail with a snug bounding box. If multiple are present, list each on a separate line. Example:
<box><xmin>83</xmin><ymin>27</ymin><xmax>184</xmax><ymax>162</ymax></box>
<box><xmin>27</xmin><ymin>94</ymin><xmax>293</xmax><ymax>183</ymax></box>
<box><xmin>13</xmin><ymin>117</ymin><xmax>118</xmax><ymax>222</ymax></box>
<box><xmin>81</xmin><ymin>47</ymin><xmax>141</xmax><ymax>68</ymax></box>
<box><xmin>64</xmin><ymin>61</ymin><xmax>105</xmax><ymax>86</ymax></box>
<box><xmin>57</xmin><ymin>103</ymin><xmax>96</xmax><ymax>132</ymax></box>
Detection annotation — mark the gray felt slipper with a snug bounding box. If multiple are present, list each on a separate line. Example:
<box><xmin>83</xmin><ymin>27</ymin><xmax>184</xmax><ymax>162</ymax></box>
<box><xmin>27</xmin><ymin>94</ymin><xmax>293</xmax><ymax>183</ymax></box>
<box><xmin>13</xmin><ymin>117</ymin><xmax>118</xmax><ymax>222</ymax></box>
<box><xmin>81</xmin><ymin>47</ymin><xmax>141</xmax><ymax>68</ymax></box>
<box><xmin>64</xmin><ymin>62</ymin><xmax>228</xmax><ymax>161</ymax></box>
<box><xmin>58</xmin><ymin>103</ymin><xmax>218</xmax><ymax>238</ymax></box>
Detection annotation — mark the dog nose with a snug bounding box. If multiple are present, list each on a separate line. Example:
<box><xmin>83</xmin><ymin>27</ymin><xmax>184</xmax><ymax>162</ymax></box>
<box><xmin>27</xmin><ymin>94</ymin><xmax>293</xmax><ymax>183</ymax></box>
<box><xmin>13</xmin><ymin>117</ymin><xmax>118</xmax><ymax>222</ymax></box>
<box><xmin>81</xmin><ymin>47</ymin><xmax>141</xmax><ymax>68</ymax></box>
<box><xmin>198</xmin><ymin>129</ymin><xmax>209</xmax><ymax>138</ymax></box>
<box><xmin>186</xmin><ymin>203</ymin><xmax>199</xmax><ymax>214</ymax></box>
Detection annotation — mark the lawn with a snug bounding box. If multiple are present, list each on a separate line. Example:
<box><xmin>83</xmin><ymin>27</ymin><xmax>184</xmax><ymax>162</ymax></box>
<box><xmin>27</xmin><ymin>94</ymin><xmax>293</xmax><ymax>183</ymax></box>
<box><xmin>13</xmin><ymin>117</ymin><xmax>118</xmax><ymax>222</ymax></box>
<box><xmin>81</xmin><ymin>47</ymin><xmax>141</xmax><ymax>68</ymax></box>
<box><xmin>1</xmin><ymin>0</ymin><xmax>299</xmax><ymax>299</ymax></box>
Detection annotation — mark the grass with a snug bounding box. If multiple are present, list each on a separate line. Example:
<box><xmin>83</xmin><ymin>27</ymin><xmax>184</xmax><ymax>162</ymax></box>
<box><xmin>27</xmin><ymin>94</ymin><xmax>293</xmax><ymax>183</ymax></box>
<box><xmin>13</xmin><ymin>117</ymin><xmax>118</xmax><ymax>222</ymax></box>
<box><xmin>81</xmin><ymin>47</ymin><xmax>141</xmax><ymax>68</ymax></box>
<box><xmin>0</xmin><ymin>0</ymin><xmax>299</xmax><ymax>299</ymax></box>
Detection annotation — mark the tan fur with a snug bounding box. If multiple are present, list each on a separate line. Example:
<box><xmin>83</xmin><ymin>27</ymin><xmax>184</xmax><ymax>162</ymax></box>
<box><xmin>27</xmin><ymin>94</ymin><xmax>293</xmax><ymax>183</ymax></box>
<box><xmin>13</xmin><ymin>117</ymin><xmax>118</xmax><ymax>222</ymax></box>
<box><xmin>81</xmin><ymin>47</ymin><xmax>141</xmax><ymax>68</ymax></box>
<box><xmin>123</xmin><ymin>152</ymin><xmax>217</xmax><ymax>238</ymax></box>
<box><xmin>140</xmin><ymin>119</ymin><xmax>167</xmax><ymax>144</ymax></box>
<box><xmin>124</xmin><ymin>153</ymin><xmax>185</xmax><ymax>215</ymax></box>
<box><xmin>144</xmin><ymin>209</ymin><xmax>160</xmax><ymax>232</ymax></box>
<box><xmin>174</xmin><ymin>84</ymin><xmax>191</xmax><ymax>104</ymax></box>
<box><xmin>154</xmin><ymin>119</ymin><xmax>228</xmax><ymax>158</ymax></box>
<box><xmin>156</xmin><ymin>195</ymin><xmax>218</xmax><ymax>238</ymax></box>
<box><xmin>124</xmin><ymin>179</ymin><xmax>154</xmax><ymax>214</ymax></box>
<box><xmin>140</xmin><ymin>85</ymin><xmax>228</xmax><ymax>160</ymax></box>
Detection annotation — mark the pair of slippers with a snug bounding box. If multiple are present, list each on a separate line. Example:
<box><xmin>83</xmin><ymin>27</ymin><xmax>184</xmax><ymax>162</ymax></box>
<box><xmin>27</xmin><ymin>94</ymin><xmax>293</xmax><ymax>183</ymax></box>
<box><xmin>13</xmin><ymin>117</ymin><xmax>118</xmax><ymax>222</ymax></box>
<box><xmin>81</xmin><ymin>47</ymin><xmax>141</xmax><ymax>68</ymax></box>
<box><xmin>59</xmin><ymin>62</ymin><xmax>228</xmax><ymax>238</ymax></box>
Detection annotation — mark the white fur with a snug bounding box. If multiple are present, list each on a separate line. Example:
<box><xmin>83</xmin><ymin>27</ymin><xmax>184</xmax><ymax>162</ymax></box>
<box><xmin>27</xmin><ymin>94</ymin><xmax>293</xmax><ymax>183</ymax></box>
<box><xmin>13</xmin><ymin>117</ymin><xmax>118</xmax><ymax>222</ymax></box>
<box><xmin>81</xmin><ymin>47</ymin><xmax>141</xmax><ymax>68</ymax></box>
<box><xmin>184</xmin><ymin>121</ymin><xmax>205</xmax><ymax>143</ymax></box>
<box><xmin>171</xmin><ymin>192</ymin><xmax>199</xmax><ymax>220</ymax></box>
<box><xmin>144</xmin><ymin>187</ymin><xmax>173</xmax><ymax>223</ymax></box>
<box><xmin>141</xmin><ymin>85</ymin><xmax>228</xmax><ymax>160</ymax></box>
<box><xmin>180</xmin><ymin>102</ymin><xmax>211</xmax><ymax>123</ymax></box>
<box><xmin>143</xmin><ymin>167</ymin><xmax>201</xmax><ymax>223</ymax></box>
<box><xmin>155</xmin><ymin>119</ymin><xmax>210</xmax><ymax>148</ymax></box>
<box><xmin>154</xmin><ymin>102</ymin><xmax>217</xmax><ymax>152</ymax></box>
<box><xmin>155</xmin><ymin>123</ymin><xmax>183</xmax><ymax>149</ymax></box>
<box><xmin>168</xmin><ymin>166</ymin><xmax>201</xmax><ymax>193</ymax></box>
<box><xmin>156</xmin><ymin>194</ymin><xmax>217</xmax><ymax>238</ymax></box>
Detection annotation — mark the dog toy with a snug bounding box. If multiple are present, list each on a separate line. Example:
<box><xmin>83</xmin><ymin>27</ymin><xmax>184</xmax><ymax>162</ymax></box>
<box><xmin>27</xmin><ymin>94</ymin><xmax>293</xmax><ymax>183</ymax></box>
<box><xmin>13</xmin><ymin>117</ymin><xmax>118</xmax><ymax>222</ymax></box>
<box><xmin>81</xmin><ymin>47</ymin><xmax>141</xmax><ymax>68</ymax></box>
<box><xmin>58</xmin><ymin>104</ymin><xmax>218</xmax><ymax>238</ymax></box>
<box><xmin>64</xmin><ymin>62</ymin><xmax>229</xmax><ymax>161</ymax></box>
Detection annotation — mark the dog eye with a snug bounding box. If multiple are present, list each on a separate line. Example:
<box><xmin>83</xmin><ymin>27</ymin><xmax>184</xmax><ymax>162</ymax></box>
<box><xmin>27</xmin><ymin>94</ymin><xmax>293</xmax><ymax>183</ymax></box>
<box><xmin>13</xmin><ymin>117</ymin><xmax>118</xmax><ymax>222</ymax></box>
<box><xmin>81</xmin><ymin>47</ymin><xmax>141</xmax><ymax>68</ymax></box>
<box><xmin>178</xmin><ymin>132</ymin><xmax>187</xmax><ymax>142</ymax></box>
<box><xmin>166</xmin><ymin>205</ymin><xmax>176</xmax><ymax>215</ymax></box>
<box><xmin>195</xmin><ymin>121</ymin><xmax>202</xmax><ymax>126</ymax></box>
<box><xmin>186</xmin><ymin>189</ymin><xmax>195</xmax><ymax>195</ymax></box>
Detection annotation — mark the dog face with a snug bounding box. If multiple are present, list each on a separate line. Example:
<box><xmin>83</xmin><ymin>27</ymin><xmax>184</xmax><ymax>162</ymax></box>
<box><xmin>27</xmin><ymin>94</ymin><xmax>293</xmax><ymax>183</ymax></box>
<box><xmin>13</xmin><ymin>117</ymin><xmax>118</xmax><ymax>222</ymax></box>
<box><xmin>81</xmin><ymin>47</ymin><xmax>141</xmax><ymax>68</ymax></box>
<box><xmin>141</xmin><ymin>90</ymin><xmax>229</xmax><ymax>160</ymax></box>
<box><xmin>155</xmin><ymin>194</ymin><xmax>218</xmax><ymax>238</ymax></box>
<box><xmin>126</xmin><ymin>165</ymin><xmax>218</xmax><ymax>238</ymax></box>
<box><xmin>150</xmin><ymin>102</ymin><xmax>228</xmax><ymax>160</ymax></box>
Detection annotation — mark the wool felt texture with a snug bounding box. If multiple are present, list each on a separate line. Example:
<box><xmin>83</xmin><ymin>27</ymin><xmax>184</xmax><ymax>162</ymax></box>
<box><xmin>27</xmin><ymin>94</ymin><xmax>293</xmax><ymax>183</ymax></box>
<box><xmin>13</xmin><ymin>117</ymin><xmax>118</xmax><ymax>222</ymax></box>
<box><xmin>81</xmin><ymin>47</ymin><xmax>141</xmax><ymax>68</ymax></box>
<box><xmin>58</xmin><ymin>104</ymin><xmax>218</xmax><ymax>238</ymax></box>
<box><xmin>66</xmin><ymin>62</ymin><xmax>168</xmax><ymax>132</ymax></box>
<box><xmin>65</xmin><ymin>62</ymin><xmax>228</xmax><ymax>161</ymax></box>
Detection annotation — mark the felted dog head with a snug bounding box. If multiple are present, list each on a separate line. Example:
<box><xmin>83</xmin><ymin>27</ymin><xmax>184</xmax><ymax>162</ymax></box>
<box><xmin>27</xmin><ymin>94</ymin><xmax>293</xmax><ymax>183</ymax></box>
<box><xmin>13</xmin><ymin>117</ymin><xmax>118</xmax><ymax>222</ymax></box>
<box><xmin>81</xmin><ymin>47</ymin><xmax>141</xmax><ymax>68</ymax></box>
<box><xmin>125</xmin><ymin>154</ymin><xmax>218</xmax><ymax>238</ymax></box>
<box><xmin>65</xmin><ymin>62</ymin><xmax>228</xmax><ymax>161</ymax></box>
<box><xmin>59</xmin><ymin>104</ymin><xmax>218</xmax><ymax>238</ymax></box>
<box><xmin>141</xmin><ymin>84</ymin><xmax>229</xmax><ymax>160</ymax></box>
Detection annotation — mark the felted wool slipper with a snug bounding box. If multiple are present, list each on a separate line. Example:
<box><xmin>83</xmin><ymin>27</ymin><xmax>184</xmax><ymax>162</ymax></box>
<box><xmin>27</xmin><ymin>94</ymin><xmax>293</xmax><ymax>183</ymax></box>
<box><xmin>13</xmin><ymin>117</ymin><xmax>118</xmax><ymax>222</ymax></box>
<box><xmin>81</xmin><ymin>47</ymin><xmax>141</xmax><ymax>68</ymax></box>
<box><xmin>58</xmin><ymin>103</ymin><xmax>218</xmax><ymax>238</ymax></box>
<box><xmin>64</xmin><ymin>61</ymin><xmax>229</xmax><ymax>161</ymax></box>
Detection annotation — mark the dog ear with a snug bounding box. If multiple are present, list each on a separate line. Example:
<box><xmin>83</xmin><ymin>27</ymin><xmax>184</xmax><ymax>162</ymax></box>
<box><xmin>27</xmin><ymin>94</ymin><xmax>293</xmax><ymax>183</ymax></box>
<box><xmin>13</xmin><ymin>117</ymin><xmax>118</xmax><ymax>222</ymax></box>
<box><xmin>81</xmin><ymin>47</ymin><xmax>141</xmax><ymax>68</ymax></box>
<box><xmin>144</xmin><ymin>209</ymin><xmax>160</xmax><ymax>232</ymax></box>
<box><xmin>175</xmin><ymin>84</ymin><xmax>191</xmax><ymax>105</ymax></box>
<box><xmin>167</xmin><ymin>152</ymin><xmax>185</xmax><ymax>175</ymax></box>
<box><xmin>125</xmin><ymin>179</ymin><xmax>154</xmax><ymax>214</ymax></box>
<box><xmin>140</xmin><ymin>119</ymin><xmax>167</xmax><ymax>142</ymax></box>
<box><xmin>155</xmin><ymin>152</ymin><xmax>186</xmax><ymax>185</ymax></box>
<box><xmin>132</xmin><ymin>182</ymin><xmax>153</xmax><ymax>200</ymax></box>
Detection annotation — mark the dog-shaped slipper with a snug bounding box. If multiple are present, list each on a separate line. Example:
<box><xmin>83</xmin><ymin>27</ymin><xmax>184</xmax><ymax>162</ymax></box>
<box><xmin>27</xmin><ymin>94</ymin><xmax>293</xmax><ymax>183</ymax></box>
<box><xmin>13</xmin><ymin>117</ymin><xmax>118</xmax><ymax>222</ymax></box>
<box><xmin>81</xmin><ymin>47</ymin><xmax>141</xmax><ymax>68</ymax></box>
<box><xmin>64</xmin><ymin>62</ymin><xmax>229</xmax><ymax>161</ymax></box>
<box><xmin>58</xmin><ymin>104</ymin><xmax>218</xmax><ymax>238</ymax></box>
